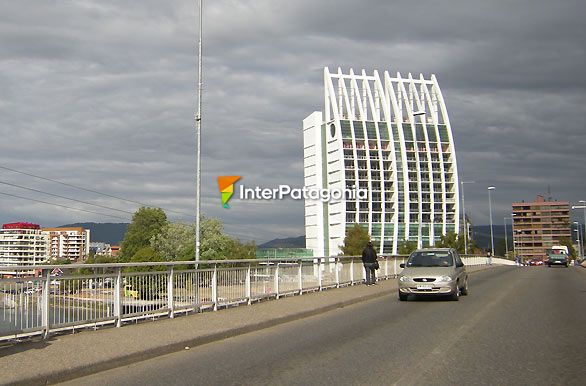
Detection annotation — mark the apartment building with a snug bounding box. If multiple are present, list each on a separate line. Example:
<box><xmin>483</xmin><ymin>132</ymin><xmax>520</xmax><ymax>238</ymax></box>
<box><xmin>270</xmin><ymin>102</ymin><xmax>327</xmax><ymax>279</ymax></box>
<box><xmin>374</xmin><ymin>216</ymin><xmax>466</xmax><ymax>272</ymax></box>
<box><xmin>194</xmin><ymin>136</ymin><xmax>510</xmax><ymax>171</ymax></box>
<box><xmin>0</xmin><ymin>222</ymin><xmax>49</xmax><ymax>276</ymax></box>
<box><xmin>43</xmin><ymin>227</ymin><xmax>90</xmax><ymax>261</ymax></box>
<box><xmin>512</xmin><ymin>195</ymin><xmax>571</xmax><ymax>260</ymax></box>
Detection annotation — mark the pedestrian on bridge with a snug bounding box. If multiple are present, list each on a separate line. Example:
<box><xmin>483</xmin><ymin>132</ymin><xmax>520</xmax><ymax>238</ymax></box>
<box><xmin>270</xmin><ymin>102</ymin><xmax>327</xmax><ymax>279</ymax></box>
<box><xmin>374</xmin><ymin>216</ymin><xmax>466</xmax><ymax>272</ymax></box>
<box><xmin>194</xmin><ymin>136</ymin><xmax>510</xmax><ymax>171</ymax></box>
<box><xmin>362</xmin><ymin>241</ymin><xmax>378</xmax><ymax>285</ymax></box>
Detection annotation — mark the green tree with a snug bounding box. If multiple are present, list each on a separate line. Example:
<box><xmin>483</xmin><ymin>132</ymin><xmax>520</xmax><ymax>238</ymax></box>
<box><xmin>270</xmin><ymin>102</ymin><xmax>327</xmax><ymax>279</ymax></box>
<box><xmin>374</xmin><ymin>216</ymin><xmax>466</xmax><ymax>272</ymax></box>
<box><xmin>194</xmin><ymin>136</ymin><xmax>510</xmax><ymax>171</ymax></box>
<box><xmin>398</xmin><ymin>240</ymin><xmax>418</xmax><ymax>255</ymax></box>
<box><xmin>435</xmin><ymin>231</ymin><xmax>476</xmax><ymax>255</ymax></box>
<box><xmin>149</xmin><ymin>217</ymin><xmax>256</xmax><ymax>263</ymax></box>
<box><xmin>119</xmin><ymin>207</ymin><xmax>168</xmax><ymax>261</ymax></box>
<box><xmin>129</xmin><ymin>246</ymin><xmax>166</xmax><ymax>271</ymax></box>
<box><xmin>151</xmin><ymin>222</ymin><xmax>196</xmax><ymax>261</ymax></box>
<box><xmin>340</xmin><ymin>224</ymin><xmax>370</xmax><ymax>256</ymax></box>
<box><xmin>51</xmin><ymin>258</ymin><xmax>72</xmax><ymax>265</ymax></box>
<box><xmin>227</xmin><ymin>239</ymin><xmax>257</xmax><ymax>260</ymax></box>
<box><xmin>127</xmin><ymin>247</ymin><xmax>166</xmax><ymax>297</ymax></box>
<box><xmin>200</xmin><ymin>217</ymin><xmax>240</xmax><ymax>260</ymax></box>
<box><xmin>495</xmin><ymin>238</ymin><xmax>507</xmax><ymax>258</ymax></box>
<box><xmin>557</xmin><ymin>237</ymin><xmax>577</xmax><ymax>258</ymax></box>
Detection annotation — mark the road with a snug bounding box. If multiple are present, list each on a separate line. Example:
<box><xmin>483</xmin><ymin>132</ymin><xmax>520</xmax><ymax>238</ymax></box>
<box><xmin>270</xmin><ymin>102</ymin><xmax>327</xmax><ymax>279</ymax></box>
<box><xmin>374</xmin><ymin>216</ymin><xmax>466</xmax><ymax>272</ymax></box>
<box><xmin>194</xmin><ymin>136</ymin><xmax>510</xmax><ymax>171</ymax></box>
<box><xmin>62</xmin><ymin>266</ymin><xmax>586</xmax><ymax>385</ymax></box>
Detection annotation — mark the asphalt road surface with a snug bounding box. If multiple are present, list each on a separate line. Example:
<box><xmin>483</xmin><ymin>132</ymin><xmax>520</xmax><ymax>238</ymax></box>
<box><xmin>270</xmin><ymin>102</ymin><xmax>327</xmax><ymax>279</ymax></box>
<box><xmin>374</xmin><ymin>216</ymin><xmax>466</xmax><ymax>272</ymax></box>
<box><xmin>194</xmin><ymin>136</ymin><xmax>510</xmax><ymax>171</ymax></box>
<box><xmin>62</xmin><ymin>266</ymin><xmax>586</xmax><ymax>386</ymax></box>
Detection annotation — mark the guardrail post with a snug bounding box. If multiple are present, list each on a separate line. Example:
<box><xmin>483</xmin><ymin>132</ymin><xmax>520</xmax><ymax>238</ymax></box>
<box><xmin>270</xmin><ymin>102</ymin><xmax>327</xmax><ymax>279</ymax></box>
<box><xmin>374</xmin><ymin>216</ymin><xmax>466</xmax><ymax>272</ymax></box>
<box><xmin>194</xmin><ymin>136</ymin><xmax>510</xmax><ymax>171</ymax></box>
<box><xmin>114</xmin><ymin>268</ymin><xmax>122</xmax><ymax>327</ymax></box>
<box><xmin>167</xmin><ymin>266</ymin><xmax>174</xmax><ymax>318</ymax></box>
<box><xmin>246</xmin><ymin>264</ymin><xmax>251</xmax><ymax>305</ymax></box>
<box><xmin>212</xmin><ymin>265</ymin><xmax>218</xmax><ymax>311</ymax></box>
<box><xmin>193</xmin><ymin>265</ymin><xmax>200</xmax><ymax>313</ymax></box>
<box><xmin>394</xmin><ymin>257</ymin><xmax>397</xmax><ymax>276</ymax></box>
<box><xmin>298</xmin><ymin>260</ymin><xmax>303</xmax><ymax>294</ymax></box>
<box><xmin>274</xmin><ymin>263</ymin><xmax>280</xmax><ymax>299</ymax></box>
<box><xmin>384</xmin><ymin>257</ymin><xmax>388</xmax><ymax>279</ymax></box>
<box><xmin>318</xmin><ymin>258</ymin><xmax>323</xmax><ymax>290</ymax></box>
<box><xmin>335</xmin><ymin>257</ymin><xmax>340</xmax><ymax>288</ymax></box>
<box><xmin>42</xmin><ymin>269</ymin><xmax>50</xmax><ymax>339</ymax></box>
<box><xmin>350</xmin><ymin>259</ymin><xmax>354</xmax><ymax>285</ymax></box>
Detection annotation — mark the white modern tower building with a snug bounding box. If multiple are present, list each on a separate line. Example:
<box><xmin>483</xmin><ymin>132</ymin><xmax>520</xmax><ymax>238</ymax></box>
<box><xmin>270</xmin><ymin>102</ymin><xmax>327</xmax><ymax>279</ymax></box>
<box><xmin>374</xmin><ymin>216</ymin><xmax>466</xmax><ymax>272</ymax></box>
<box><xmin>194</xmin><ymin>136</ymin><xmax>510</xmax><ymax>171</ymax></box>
<box><xmin>303</xmin><ymin>68</ymin><xmax>460</xmax><ymax>256</ymax></box>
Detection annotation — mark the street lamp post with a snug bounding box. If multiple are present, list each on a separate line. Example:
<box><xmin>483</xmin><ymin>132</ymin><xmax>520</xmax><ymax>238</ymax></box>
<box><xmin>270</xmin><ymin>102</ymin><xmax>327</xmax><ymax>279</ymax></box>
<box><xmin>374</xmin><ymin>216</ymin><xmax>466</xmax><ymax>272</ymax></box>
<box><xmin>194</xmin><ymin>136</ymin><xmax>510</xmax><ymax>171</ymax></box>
<box><xmin>413</xmin><ymin>109</ymin><xmax>426</xmax><ymax>250</ymax></box>
<box><xmin>510</xmin><ymin>213</ymin><xmax>517</xmax><ymax>263</ymax></box>
<box><xmin>572</xmin><ymin>202</ymin><xmax>586</xmax><ymax>260</ymax></box>
<box><xmin>574</xmin><ymin>222</ymin><xmax>583</xmax><ymax>261</ymax></box>
<box><xmin>488</xmin><ymin>186</ymin><xmax>496</xmax><ymax>264</ymax></box>
<box><xmin>460</xmin><ymin>181</ymin><xmax>475</xmax><ymax>255</ymax></box>
<box><xmin>504</xmin><ymin>217</ymin><xmax>509</xmax><ymax>258</ymax></box>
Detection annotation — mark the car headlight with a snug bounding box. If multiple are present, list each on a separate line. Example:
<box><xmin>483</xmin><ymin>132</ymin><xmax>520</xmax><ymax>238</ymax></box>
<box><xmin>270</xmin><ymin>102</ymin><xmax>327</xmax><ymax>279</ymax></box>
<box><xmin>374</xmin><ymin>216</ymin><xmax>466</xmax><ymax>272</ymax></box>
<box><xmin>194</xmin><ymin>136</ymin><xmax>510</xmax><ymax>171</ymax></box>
<box><xmin>439</xmin><ymin>275</ymin><xmax>452</xmax><ymax>282</ymax></box>
<box><xmin>399</xmin><ymin>276</ymin><xmax>411</xmax><ymax>282</ymax></box>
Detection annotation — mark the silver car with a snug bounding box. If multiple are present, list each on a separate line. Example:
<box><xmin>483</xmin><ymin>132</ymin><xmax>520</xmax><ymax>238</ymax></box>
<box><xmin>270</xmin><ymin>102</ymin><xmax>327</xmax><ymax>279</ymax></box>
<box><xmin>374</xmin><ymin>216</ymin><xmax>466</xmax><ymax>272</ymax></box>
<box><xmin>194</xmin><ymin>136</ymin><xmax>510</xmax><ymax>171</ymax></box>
<box><xmin>398</xmin><ymin>248</ymin><xmax>468</xmax><ymax>301</ymax></box>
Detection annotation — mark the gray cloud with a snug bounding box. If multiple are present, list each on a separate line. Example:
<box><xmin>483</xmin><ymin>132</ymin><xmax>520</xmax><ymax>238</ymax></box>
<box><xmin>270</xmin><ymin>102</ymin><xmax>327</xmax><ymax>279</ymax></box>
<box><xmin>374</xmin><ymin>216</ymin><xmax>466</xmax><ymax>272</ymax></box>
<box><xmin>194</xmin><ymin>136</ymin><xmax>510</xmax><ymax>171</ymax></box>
<box><xmin>0</xmin><ymin>0</ymin><xmax>584</xmax><ymax>242</ymax></box>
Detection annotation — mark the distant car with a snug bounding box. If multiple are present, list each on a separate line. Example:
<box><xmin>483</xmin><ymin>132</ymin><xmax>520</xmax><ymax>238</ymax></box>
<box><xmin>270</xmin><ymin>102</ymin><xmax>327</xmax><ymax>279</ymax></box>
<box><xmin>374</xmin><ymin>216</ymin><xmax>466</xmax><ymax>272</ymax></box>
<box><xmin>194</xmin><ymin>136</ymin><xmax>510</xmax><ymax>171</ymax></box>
<box><xmin>528</xmin><ymin>258</ymin><xmax>544</xmax><ymax>266</ymax></box>
<box><xmin>546</xmin><ymin>252</ymin><xmax>569</xmax><ymax>268</ymax></box>
<box><xmin>397</xmin><ymin>248</ymin><xmax>468</xmax><ymax>301</ymax></box>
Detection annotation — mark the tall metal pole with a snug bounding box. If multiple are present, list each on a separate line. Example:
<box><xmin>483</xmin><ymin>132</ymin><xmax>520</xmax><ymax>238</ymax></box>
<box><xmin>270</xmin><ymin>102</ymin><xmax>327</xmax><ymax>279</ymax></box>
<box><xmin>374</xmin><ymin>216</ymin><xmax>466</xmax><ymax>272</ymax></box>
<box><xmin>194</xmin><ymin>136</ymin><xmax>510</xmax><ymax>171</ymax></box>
<box><xmin>503</xmin><ymin>217</ymin><xmax>509</xmax><ymax>258</ymax></box>
<box><xmin>488</xmin><ymin>186</ymin><xmax>495</xmax><ymax>264</ymax></box>
<box><xmin>460</xmin><ymin>181</ymin><xmax>474</xmax><ymax>255</ymax></box>
<box><xmin>578</xmin><ymin>200</ymin><xmax>586</xmax><ymax>259</ymax></box>
<box><xmin>574</xmin><ymin>222</ymin><xmax>582</xmax><ymax>260</ymax></box>
<box><xmin>578</xmin><ymin>222</ymin><xmax>584</xmax><ymax>258</ymax></box>
<box><xmin>572</xmin><ymin>203</ymin><xmax>586</xmax><ymax>261</ymax></box>
<box><xmin>511</xmin><ymin>213</ymin><xmax>517</xmax><ymax>263</ymax></box>
<box><xmin>578</xmin><ymin>223</ymin><xmax>584</xmax><ymax>259</ymax></box>
<box><xmin>195</xmin><ymin>0</ymin><xmax>203</xmax><ymax>263</ymax></box>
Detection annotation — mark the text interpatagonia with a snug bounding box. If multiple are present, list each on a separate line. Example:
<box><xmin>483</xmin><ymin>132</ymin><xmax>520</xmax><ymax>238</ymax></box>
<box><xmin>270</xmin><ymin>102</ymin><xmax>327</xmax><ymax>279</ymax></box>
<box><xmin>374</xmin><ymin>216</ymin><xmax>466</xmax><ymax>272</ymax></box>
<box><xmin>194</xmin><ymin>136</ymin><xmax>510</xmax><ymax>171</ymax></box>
<box><xmin>239</xmin><ymin>184</ymin><xmax>367</xmax><ymax>202</ymax></box>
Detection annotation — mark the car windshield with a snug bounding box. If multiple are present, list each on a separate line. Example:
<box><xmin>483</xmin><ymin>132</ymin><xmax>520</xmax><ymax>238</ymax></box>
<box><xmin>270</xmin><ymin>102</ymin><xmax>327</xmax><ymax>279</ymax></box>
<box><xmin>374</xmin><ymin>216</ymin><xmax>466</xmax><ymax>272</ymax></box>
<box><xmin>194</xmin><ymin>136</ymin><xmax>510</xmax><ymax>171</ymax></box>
<box><xmin>407</xmin><ymin>251</ymin><xmax>453</xmax><ymax>267</ymax></box>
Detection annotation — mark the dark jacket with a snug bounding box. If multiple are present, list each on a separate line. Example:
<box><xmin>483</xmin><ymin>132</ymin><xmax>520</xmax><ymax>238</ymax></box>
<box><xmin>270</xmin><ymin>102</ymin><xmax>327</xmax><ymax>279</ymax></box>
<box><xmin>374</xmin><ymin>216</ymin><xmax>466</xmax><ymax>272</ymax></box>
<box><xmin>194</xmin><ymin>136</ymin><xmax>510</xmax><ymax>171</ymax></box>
<box><xmin>361</xmin><ymin>245</ymin><xmax>377</xmax><ymax>264</ymax></box>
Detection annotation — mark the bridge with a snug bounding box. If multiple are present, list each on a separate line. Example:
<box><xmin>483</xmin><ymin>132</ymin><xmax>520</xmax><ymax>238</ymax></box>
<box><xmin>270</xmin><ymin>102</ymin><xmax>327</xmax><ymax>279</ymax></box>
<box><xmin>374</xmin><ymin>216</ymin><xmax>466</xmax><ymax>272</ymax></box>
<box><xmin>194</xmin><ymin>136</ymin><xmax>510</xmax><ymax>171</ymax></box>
<box><xmin>0</xmin><ymin>256</ymin><xmax>507</xmax><ymax>341</ymax></box>
<box><xmin>2</xmin><ymin>257</ymin><xmax>584</xmax><ymax>385</ymax></box>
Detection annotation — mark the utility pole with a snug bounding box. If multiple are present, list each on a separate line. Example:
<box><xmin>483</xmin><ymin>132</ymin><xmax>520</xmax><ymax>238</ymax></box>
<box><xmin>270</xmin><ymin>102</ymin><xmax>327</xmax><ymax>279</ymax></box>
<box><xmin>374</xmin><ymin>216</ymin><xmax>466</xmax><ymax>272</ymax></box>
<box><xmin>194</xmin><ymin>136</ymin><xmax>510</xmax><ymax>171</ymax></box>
<box><xmin>195</xmin><ymin>0</ymin><xmax>203</xmax><ymax>263</ymax></box>
<box><xmin>461</xmin><ymin>181</ymin><xmax>474</xmax><ymax>255</ymax></box>
<box><xmin>488</xmin><ymin>186</ymin><xmax>496</xmax><ymax>264</ymax></box>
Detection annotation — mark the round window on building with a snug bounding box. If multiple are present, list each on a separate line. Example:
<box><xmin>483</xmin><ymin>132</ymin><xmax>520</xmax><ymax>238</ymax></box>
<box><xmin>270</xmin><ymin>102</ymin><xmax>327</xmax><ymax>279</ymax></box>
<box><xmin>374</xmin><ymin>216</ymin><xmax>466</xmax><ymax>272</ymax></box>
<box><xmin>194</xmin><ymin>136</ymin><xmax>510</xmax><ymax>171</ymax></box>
<box><xmin>330</xmin><ymin>124</ymin><xmax>336</xmax><ymax>138</ymax></box>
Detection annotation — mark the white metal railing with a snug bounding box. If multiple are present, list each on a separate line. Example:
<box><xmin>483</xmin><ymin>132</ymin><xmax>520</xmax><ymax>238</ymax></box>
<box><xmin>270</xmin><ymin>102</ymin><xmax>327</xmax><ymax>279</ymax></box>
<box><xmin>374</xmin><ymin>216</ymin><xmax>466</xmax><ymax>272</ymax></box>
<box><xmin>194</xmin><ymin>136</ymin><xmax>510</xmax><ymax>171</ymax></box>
<box><xmin>0</xmin><ymin>255</ymin><xmax>496</xmax><ymax>341</ymax></box>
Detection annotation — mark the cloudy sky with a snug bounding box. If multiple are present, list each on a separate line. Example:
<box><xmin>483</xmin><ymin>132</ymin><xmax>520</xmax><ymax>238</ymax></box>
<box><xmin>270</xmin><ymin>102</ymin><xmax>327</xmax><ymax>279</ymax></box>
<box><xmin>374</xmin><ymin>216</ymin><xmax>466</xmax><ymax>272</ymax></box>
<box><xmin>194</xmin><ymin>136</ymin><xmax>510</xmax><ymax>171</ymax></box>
<box><xmin>0</xmin><ymin>0</ymin><xmax>584</xmax><ymax>243</ymax></box>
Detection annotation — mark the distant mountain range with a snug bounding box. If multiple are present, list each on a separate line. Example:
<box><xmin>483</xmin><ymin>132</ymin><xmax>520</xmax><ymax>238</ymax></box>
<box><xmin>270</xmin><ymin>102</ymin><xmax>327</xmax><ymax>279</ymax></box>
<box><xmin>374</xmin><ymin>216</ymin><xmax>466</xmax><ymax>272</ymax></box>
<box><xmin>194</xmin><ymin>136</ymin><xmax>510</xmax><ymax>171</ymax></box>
<box><xmin>258</xmin><ymin>236</ymin><xmax>306</xmax><ymax>249</ymax></box>
<box><xmin>472</xmin><ymin>225</ymin><xmax>506</xmax><ymax>250</ymax></box>
<box><xmin>61</xmin><ymin>223</ymin><xmax>508</xmax><ymax>250</ymax></box>
<box><xmin>60</xmin><ymin>222</ymin><xmax>128</xmax><ymax>245</ymax></box>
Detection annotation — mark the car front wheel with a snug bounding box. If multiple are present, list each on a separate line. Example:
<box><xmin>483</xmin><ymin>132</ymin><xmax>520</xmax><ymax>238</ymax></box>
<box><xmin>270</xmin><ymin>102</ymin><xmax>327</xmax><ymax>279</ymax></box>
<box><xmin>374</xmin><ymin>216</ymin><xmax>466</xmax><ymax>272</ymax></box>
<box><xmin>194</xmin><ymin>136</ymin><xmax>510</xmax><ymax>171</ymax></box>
<box><xmin>461</xmin><ymin>278</ymin><xmax>469</xmax><ymax>296</ymax></box>
<box><xmin>450</xmin><ymin>285</ymin><xmax>460</xmax><ymax>301</ymax></box>
<box><xmin>399</xmin><ymin>292</ymin><xmax>408</xmax><ymax>301</ymax></box>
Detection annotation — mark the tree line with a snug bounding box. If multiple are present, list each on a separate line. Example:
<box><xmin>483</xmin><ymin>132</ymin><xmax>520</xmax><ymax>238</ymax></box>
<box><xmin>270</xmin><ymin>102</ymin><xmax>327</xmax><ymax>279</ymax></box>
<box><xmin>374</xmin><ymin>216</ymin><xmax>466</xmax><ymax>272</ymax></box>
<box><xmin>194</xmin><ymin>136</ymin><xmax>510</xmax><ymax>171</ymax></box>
<box><xmin>84</xmin><ymin>207</ymin><xmax>255</xmax><ymax>266</ymax></box>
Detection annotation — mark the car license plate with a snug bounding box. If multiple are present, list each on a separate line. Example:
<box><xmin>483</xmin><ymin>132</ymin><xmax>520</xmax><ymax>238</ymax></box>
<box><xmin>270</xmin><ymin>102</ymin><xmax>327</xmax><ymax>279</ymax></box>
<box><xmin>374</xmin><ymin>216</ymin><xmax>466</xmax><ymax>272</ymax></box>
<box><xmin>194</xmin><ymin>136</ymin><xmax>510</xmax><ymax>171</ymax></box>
<box><xmin>416</xmin><ymin>285</ymin><xmax>432</xmax><ymax>290</ymax></box>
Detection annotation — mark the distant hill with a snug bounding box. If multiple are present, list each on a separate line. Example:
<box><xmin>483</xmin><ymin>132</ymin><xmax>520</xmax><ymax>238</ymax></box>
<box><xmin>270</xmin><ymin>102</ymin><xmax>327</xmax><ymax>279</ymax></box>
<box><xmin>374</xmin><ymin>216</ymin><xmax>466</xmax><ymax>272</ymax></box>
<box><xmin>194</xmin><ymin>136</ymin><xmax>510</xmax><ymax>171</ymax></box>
<box><xmin>60</xmin><ymin>222</ymin><xmax>129</xmax><ymax>245</ymax></box>
<box><xmin>55</xmin><ymin>223</ymin><xmax>509</xmax><ymax>251</ymax></box>
<box><xmin>258</xmin><ymin>236</ymin><xmax>305</xmax><ymax>249</ymax></box>
<box><xmin>472</xmin><ymin>225</ymin><xmax>506</xmax><ymax>250</ymax></box>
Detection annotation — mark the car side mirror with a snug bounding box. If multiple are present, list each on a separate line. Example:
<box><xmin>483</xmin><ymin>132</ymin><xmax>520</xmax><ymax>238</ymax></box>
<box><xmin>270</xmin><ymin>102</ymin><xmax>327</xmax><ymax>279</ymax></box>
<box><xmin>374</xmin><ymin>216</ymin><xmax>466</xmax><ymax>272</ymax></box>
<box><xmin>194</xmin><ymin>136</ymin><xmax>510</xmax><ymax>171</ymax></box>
<box><xmin>456</xmin><ymin>262</ymin><xmax>464</xmax><ymax>268</ymax></box>
<box><xmin>399</xmin><ymin>263</ymin><xmax>405</xmax><ymax>268</ymax></box>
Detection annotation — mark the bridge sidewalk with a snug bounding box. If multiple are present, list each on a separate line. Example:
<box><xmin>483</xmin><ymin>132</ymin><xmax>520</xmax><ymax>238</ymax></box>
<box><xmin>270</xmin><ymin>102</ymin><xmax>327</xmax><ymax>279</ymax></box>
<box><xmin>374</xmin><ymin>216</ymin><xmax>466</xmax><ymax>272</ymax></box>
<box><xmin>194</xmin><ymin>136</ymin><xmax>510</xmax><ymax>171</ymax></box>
<box><xmin>0</xmin><ymin>265</ymin><xmax>492</xmax><ymax>385</ymax></box>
